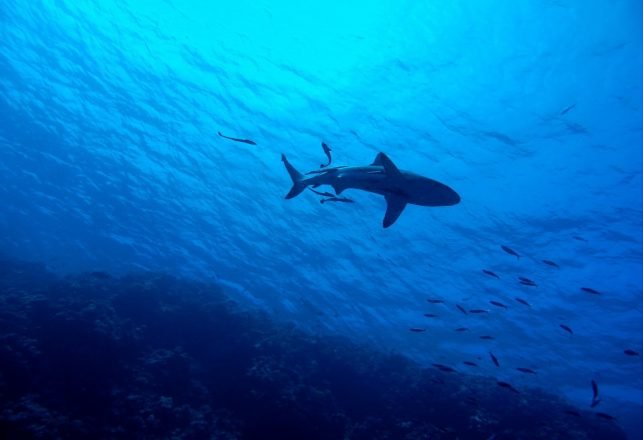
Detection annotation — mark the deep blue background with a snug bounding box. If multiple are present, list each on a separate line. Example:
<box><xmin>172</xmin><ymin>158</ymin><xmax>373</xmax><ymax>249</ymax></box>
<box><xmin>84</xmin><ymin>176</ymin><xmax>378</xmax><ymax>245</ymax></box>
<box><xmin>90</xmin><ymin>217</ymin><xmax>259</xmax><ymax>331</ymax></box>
<box><xmin>1</xmin><ymin>0</ymin><xmax>641</xmax><ymax>438</ymax></box>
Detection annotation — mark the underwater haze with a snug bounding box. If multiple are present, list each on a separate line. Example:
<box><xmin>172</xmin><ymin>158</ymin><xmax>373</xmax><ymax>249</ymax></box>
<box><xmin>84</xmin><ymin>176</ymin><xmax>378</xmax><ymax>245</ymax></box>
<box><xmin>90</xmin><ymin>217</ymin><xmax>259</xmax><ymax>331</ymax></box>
<box><xmin>0</xmin><ymin>0</ymin><xmax>642</xmax><ymax>439</ymax></box>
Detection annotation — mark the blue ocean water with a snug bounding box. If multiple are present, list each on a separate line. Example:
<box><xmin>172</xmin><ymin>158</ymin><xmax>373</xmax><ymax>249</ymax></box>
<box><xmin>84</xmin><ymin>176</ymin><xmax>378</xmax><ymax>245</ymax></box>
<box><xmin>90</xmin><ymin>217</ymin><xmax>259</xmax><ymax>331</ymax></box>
<box><xmin>0</xmin><ymin>0</ymin><xmax>641</xmax><ymax>438</ymax></box>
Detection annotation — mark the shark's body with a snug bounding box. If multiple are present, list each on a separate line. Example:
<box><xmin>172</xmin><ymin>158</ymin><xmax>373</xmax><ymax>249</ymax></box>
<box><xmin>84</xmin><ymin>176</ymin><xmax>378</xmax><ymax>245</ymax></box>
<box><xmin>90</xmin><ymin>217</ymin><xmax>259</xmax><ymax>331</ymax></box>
<box><xmin>282</xmin><ymin>152</ymin><xmax>460</xmax><ymax>228</ymax></box>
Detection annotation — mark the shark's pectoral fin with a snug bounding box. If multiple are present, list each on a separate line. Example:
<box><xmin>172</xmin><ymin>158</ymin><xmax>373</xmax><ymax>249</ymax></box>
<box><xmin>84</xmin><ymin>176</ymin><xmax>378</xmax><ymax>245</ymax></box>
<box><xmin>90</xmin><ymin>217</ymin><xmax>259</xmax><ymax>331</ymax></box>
<box><xmin>331</xmin><ymin>182</ymin><xmax>348</xmax><ymax>195</ymax></box>
<box><xmin>383</xmin><ymin>193</ymin><xmax>407</xmax><ymax>228</ymax></box>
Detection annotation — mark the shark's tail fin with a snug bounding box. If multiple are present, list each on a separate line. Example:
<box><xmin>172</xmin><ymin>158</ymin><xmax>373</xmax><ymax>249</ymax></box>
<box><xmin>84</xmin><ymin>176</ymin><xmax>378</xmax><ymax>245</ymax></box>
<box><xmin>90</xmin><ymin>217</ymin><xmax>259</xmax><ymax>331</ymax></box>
<box><xmin>282</xmin><ymin>154</ymin><xmax>307</xmax><ymax>199</ymax></box>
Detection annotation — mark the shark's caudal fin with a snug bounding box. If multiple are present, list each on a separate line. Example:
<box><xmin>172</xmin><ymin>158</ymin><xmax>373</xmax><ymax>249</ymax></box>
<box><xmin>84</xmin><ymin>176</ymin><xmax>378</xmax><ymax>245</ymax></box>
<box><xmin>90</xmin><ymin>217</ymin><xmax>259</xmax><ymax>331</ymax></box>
<box><xmin>281</xmin><ymin>154</ymin><xmax>307</xmax><ymax>199</ymax></box>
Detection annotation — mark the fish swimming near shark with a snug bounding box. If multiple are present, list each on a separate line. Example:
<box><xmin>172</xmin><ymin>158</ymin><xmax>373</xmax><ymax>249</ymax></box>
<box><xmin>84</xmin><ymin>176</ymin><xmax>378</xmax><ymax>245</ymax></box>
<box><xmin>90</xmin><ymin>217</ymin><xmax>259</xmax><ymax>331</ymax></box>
<box><xmin>217</xmin><ymin>131</ymin><xmax>257</xmax><ymax>145</ymax></box>
<box><xmin>281</xmin><ymin>152</ymin><xmax>460</xmax><ymax>228</ymax></box>
<box><xmin>320</xmin><ymin>196</ymin><xmax>354</xmax><ymax>204</ymax></box>
<box><xmin>308</xmin><ymin>188</ymin><xmax>336</xmax><ymax>198</ymax></box>
<box><xmin>308</xmin><ymin>187</ymin><xmax>354</xmax><ymax>204</ymax></box>
<box><xmin>320</xmin><ymin>142</ymin><xmax>332</xmax><ymax>168</ymax></box>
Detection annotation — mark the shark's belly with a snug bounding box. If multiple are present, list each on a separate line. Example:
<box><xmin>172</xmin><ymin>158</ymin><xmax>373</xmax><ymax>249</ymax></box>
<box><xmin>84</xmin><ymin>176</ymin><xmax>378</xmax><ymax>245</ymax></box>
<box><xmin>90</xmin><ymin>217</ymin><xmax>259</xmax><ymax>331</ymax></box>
<box><xmin>334</xmin><ymin>171</ymin><xmax>396</xmax><ymax>195</ymax></box>
<box><xmin>333</xmin><ymin>172</ymin><xmax>459</xmax><ymax>206</ymax></box>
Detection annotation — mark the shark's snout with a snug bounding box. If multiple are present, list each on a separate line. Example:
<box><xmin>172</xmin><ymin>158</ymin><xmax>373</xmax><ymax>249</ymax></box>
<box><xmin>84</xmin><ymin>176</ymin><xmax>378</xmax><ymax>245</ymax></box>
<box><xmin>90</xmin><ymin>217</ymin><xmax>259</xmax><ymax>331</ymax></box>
<box><xmin>445</xmin><ymin>187</ymin><xmax>461</xmax><ymax>205</ymax></box>
<box><xmin>411</xmin><ymin>179</ymin><xmax>461</xmax><ymax>207</ymax></box>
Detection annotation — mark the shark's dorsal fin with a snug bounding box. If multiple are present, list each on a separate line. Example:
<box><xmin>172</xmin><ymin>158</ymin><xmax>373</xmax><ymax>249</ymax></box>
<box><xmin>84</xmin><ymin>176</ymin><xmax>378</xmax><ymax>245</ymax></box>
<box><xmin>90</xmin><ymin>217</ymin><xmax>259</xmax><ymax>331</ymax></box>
<box><xmin>383</xmin><ymin>193</ymin><xmax>407</xmax><ymax>228</ymax></box>
<box><xmin>370</xmin><ymin>153</ymin><xmax>385</xmax><ymax>166</ymax></box>
<box><xmin>372</xmin><ymin>152</ymin><xmax>401</xmax><ymax>176</ymax></box>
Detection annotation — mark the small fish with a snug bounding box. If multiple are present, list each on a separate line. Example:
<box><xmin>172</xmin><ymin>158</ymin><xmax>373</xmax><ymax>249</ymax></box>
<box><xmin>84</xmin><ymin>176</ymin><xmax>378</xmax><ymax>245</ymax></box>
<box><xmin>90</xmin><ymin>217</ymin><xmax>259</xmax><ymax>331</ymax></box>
<box><xmin>489</xmin><ymin>352</ymin><xmax>500</xmax><ymax>367</ymax></box>
<box><xmin>456</xmin><ymin>304</ymin><xmax>468</xmax><ymax>315</ymax></box>
<box><xmin>482</xmin><ymin>269</ymin><xmax>500</xmax><ymax>279</ymax></box>
<box><xmin>542</xmin><ymin>259</ymin><xmax>559</xmax><ymax>268</ymax></box>
<box><xmin>432</xmin><ymin>363</ymin><xmax>457</xmax><ymax>373</ymax></box>
<box><xmin>501</xmin><ymin>245</ymin><xmax>520</xmax><ymax>258</ymax></box>
<box><xmin>518</xmin><ymin>277</ymin><xmax>537</xmax><ymax>287</ymax></box>
<box><xmin>519</xmin><ymin>280</ymin><xmax>537</xmax><ymax>287</ymax></box>
<box><xmin>560</xmin><ymin>324</ymin><xmax>574</xmax><ymax>335</ymax></box>
<box><xmin>423</xmin><ymin>313</ymin><xmax>439</xmax><ymax>318</ymax></box>
<box><xmin>217</xmin><ymin>131</ymin><xmax>257</xmax><ymax>145</ymax></box>
<box><xmin>308</xmin><ymin>188</ymin><xmax>336</xmax><ymax>198</ymax></box>
<box><xmin>455</xmin><ymin>327</ymin><xmax>469</xmax><ymax>332</ymax></box>
<box><xmin>320</xmin><ymin>142</ymin><xmax>332</xmax><ymax>168</ymax></box>
<box><xmin>595</xmin><ymin>412</ymin><xmax>616</xmax><ymax>421</ymax></box>
<box><xmin>469</xmin><ymin>309</ymin><xmax>489</xmax><ymax>314</ymax></box>
<box><xmin>409</xmin><ymin>327</ymin><xmax>426</xmax><ymax>333</ymax></box>
<box><xmin>560</xmin><ymin>103</ymin><xmax>576</xmax><ymax>115</ymax></box>
<box><xmin>497</xmin><ymin>381</ymin><xmax>519</xmax><ymax>393</ymax></box>
<box><xmin>515</xmin><ymin>298</ymin><xmax>531</xmax><ymax>307</ymax></box>
<box><xmin>489</xmin><ymin>300</ymin><xmax>507</xmax><ymax>309</ymax></box>
<box><xmin>564</xmin><ymin>410</ymin><xmax>581</xmax><ymax>417</ymax></box>
<box><xmin>581</xmin><ymin>287</ymin><xmax>601</xmax><ymax>295</ymax></box>
<box><xmin>320</xmin><ymin>196</ymin><xmax>354</xmax><ymax>204</ymax></box>
<box><xmin>463</xmin><ymin>361</ymin><xmax>478</xmax><ymax>367</ymax></box>
<box><xmin>427</xmin><ymin>299</ymin><xmax>444</xmax><ymax>304</ymax></box>
<box><xmin>516</xmin><ymin>367</ymin><xmax>537</xmax><ymax>374</ymax></box>
<box><xmin>624</xmin><ymin>349</ymin><xmax>639</xmax><ymax>356</ymax></box>
<box><xmin>479</xmin><ymin>335</ymin><xmax>495</xmax><ymax>340</ymax></box>
<box><xmin>573</xmin><ymin>235</ymin><xmax>587</xmax><ymax>242</ymax></box>
<box><xmin>431</xmin><ymin>378</ymin><xmax>445</xmax><ymax>385</ymax></box>
<box><xmin>465</xmin><ymin>396</ymin><xmax>478</xmax><ymax>404</ymax></box>
<box><xmin>591</xmin><ymin>379</ymin><xmax>601</xmax><ymax>408</ymax></box>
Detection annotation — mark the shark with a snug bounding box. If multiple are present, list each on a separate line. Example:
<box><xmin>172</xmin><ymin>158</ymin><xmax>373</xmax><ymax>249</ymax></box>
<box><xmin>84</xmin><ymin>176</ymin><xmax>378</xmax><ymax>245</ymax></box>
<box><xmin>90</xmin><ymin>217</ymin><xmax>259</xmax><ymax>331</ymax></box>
<box><xmin>281</xmin><ymin>152</ymin><xmax>460</xmax><ymax>228</ymax></box>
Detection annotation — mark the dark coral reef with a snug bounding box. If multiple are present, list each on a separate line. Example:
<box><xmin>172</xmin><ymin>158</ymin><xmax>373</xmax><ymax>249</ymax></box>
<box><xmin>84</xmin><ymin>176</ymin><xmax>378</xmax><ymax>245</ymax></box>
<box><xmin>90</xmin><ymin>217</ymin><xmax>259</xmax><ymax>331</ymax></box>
<box><xmin>0</xmin><ymin>259</ymin><xmax>625</xmax><ymax>439</ymax></box>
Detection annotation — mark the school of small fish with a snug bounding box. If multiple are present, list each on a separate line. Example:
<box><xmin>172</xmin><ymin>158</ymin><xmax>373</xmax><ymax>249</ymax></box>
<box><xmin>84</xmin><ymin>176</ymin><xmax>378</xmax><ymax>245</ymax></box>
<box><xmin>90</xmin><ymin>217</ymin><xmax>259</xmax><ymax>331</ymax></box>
<box><xmin>409</xmin><ymin>242</ymin><xmax>640</xmax><ymax>422</ymax></box>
